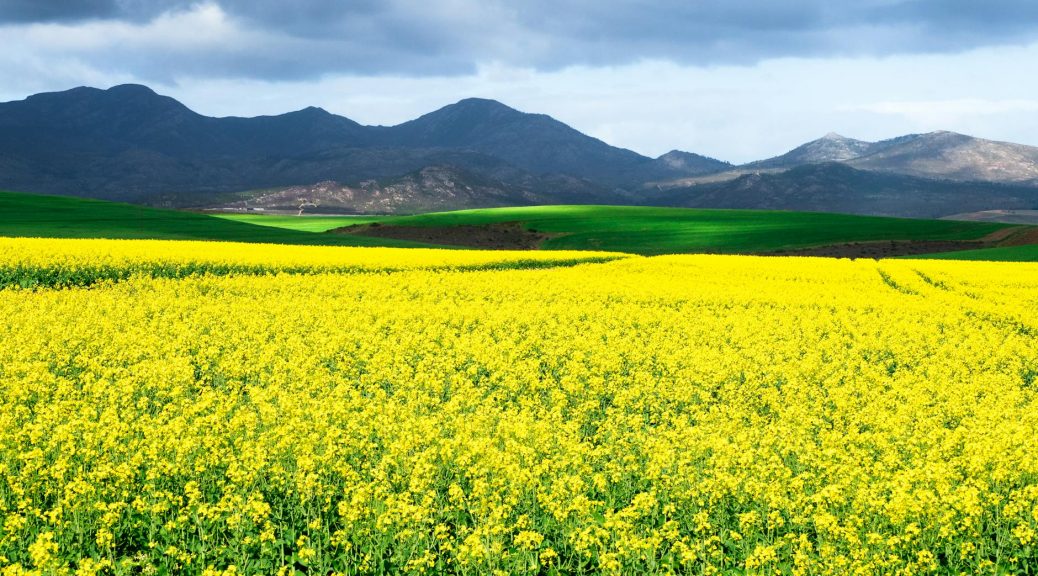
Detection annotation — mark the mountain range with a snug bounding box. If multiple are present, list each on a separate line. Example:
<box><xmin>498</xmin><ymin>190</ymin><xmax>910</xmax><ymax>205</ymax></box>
<box><xmin>1</xmin><ymin>84</ymin><xmax>1037</xmax><ymax>218</ymax></box>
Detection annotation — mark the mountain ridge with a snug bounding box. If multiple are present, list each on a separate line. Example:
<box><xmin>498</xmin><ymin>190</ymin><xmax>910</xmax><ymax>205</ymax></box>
<box><xmin>741</xmin><ymin>130</ymin><xmax>1038</xmax><ymax>185</ymax></box>
<box><xmin>746</xmin><ymin>132</ymin><xmax>876</xmax><ymax>169</ymax></box>
<box><xmin>2</xmin><ymin>84</ymin><xmax>1038</xmax><ymax>218</ymax></box>
<box><xmin>0</xmin><ymin>84</ymin><xmax>666</xmax><ymax>201</ymax></box>
<box><xmin>649</xmin><ymin>162</ymin><xmax>1038</xmax><ymax>219</ymax></box>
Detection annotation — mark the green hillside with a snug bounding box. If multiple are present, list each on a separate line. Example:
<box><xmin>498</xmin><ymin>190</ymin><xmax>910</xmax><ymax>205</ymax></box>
<box><xmin>216</xmin><ymin>213</ymin><xmax>381</xmax><ymax>233</ymax></box>
<box><xmin>221</xmin><ymin>205</ymin><xmax>1014</xmax><ymax>255</ymax></box>
<box><xmin>6</xmin><ymin>193</ymin><xmax>1030</xmax><ymax>258</ymax></box>
<box><xmin>909</xmin><ymin>244</ymin><xmax>1038</xmax><ymax>262</ymax></box>
<box><xmin>0</xmin><ymin>191</ymin><xmax>435</xmax><ymax>247</ymax></box>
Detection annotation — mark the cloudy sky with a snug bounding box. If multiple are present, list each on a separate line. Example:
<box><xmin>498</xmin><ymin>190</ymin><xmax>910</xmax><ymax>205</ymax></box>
<box><xmin>2</xmin><ymin>0</ymin><xmax>1037</xmax><ymax>162</ymax></box>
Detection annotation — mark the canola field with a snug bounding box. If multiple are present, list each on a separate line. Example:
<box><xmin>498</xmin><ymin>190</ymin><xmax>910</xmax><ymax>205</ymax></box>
<box><xmin>1</xmin><ymin>238</ymin><xmax>1038</xmax><ymax>575</ymax></box>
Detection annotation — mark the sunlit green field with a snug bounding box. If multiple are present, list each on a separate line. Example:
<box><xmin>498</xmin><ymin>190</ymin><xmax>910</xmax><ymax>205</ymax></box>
<box><xmin>219</xmin><ymin>205</ymin><xmax>1013</xmax><ymax>255</ymax></box>
<box><xmin>910</xmin><ymin>244</ymin><xmax>1038</xmax><ymax>262</ymax></box>
<box><xmin>0</xmin><ymin>191</ymin><xmax>433</xmax><ymax>247</ymax></box>
<box><xmin>4</xmin><ymin>190</ymin><xmax>1033</xmax><ymax>258</ymax></box>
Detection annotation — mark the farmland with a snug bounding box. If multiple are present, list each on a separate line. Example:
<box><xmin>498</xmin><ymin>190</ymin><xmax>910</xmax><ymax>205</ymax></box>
<box><xmin>219</xmin><ymin>205</ymin><xmax>1019</xmax><ymax>256</ymax></box>
<box><xmin>6</xmin><ymin>190</ymin><xmax>1034</xmax><ymax>259</ymax></box>
<box><xmin>2</xmin><ymin>238</ymin><xmax>1037</xmax><ymax>574</ymax></box>
<box><xmin>909</xmin><ymin>243</ymin><xmax>1038</xmax><ymax>262</ymax></box>
<box><xmin>0</xmin><ymin>191</ymin><xmax>435</xmax><ymax>248</ymax></box>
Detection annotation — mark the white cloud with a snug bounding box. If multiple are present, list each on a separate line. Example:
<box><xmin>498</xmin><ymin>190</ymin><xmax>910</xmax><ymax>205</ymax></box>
<box><xmin>851</xmin><ymin>99</ymin><xmax>1038</xmax><ymax>122</ymax></box>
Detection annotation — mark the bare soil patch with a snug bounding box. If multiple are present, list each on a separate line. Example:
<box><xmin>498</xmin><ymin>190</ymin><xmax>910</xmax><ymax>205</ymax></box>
<box><xmin>760</xmin><ymin>240</ymin><xmax>987</xmax><ymax>259</ymax></box>
<box><xmin>763</xmin><ymin>226</ymin><xmax>1038</xmax><ymax>259</ymax></box>
<box><xmin>999</xmin><ymin>227</ymin><xmax>1038</xmax><ymax>247</ymax></box>
<box><xmin>980</xmin><ymin>226</ymin><xmax>1029</xmax><ymax>243</ymax></box>
<box><xmin>333</xmin><ymin>222</ymin><xmax>552</xmax><ymax>250</ymax></box>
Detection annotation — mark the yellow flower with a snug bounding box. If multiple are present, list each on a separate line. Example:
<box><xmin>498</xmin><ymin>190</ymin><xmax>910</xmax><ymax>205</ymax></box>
<box><xmin>3</xmin><ymin>237</ymin><xmax>1038</xmax><ymax>574</ymax></box>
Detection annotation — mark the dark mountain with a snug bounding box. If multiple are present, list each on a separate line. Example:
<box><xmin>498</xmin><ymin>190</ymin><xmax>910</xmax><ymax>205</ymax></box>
<box><xmin>0</xmin><ymin>85</ymin><xmax>368</xmax><ymax>158</ymax></box>
<box><xmin>3</xmin><ymin>84</ymin><xmax>1038</xmax><ymax>218</ymax></box>
<box><xmin>378</xmin><ymin>98</ymin><xmax>649</xmax><ymax>180</ymax></box>
<box><xmin>0</xmin><ymin>85</ymin><xmax>655</xmax><ymax>203</ymax></box>
<box><xmin>649</xmin><ymin>163</ymin><xmax>1038</xmax><ymax>218</ymax></box>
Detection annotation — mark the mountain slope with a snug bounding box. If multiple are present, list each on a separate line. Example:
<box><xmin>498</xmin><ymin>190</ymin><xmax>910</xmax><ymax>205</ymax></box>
<box><xmin>741</xmin><ymin>130</ymin><xmax>1038</xmax><ymax>185</ymax></box>
<box><xmin>624</xmin><ymin>150</ymin><xmax>733</xmax><ymax>184</ymax></box>
<box><xmin>0</xmin><ymin>189</ymin><xmax>432</xmax><ymax>246</ymax></box>
<box><xmin>3</xmin><ymin>84</ymin><xmax>1038</xmax><ymax>218</ymax></box>
<box><xmin>747</xmin><ymin>133</ymin><xmax>876</xmax><ymax>169</ymax></box>
<box><xmin>0</xmin><ymin>86</ymin><xmax>658</xmax><ymax>203</ymax></box>
<box><xmin>650</xmin><ymin>163</ymin><xmax>1038</xmax><ymax>218</ymax></box>
<box><xmin>0</xmin><ymin>85</ymin><xmax>370</xmax><ymax>158</ymax></box>
<box><xmin>210</xmin><ymin>165</ymin><xmax>606</xmax><ymax>215</ymax></box>
<box><xmin>848</xmin><ymin>131</ymin><xmax>1038</xmax><ymax>184</ymax></box>
<box><xmin>379</xmin><ymin>98</ymin><xmax>649</xmax><ymax>180</ymax></box>
<box><xmin>326</xmin><ymin>204</ymin><xmax>1014</xmax><ymax>256</ymax></box>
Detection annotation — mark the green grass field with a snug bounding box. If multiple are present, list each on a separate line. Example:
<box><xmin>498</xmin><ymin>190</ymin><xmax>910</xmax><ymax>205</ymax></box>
<box><xmin>216</xmin><ymin>213</ymin><xmax>383</xmax><ymax>232</ymax></box>
<box><xmin>5</xmin><ymin>192</ymin><xmax>1034</xmax><ymax>258</ymax></box>
<box><xmin>0</xmin><ymin>191</ymin><xmax>436</xmax><ymax>248</ymax></box>
<box><xmin>910</xmin><ymin>244</ymin><xmax>1038</xmax><ymax>262</ymax></box>
<box><xmin>220</xmin><ymin>205</ymin><xmax>1014</xmax><ymax>255</ymax></box>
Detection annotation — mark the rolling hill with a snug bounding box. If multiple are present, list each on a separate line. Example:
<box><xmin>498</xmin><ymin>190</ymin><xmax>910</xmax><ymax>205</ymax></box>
<box><xmin>0</xmin><ymin>190</ymin><xmax>434</xmax><ymax>247</ymax></box>
<box><xmin>4</xmin><ymin>189</ymin><xmax>1033</xmax><ymax>259</ymax></box>
<box><xmin>910</xmin><ymin>244</ymin><xmax>1038</xmax><ymax>262</ymax></box>
<box><xmin>222</xmin><ymin>204</ymin><xmax>1022</xmax><ymax>256</ymax></box>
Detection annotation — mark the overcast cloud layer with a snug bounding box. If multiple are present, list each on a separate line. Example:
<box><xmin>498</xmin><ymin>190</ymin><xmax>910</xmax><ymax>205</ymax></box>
<box><xmin>2</xmin><ymin>0</ymin><xmax>1037</xmax><ymax>162</ymax></box>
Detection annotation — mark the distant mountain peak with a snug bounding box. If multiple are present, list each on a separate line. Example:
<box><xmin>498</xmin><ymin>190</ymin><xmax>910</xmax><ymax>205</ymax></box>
<box><xmin>424</xmin><ymin>97</ymin><xmax>524</xmax><ymax>122</ymax></box>
<box><xmin>394</xmin><ymin>98</ymin><xmax>527</xmax><ymax>138</ymax></box>
<box><xmin>14</xmin><ymin>82</ymin><xmax>195</xmax><ymax>126</ymax></box>
<box><xmin>748</xmin><ymin>132</ymin><xmax>874</xmax><ymax>169</ymax></box>
<box><xmin>412</xmin><ymin>98</ymin><xmax>521</xmax><ymax>121</ymax></box>
<box><xmin>32</xmin><ymin>84</ymin><xmax>158</xmax><ymax>100</ymax></box>
<box><xmin>106</xmin><ymin>83</ymin><xmax>159</xmax><ymax>96</ymax></box>
<box><xmin>290</xmin><ymin>105</ymin><xmax>332</xmax><ymax>116</ymax></box>
<box><xmin>849</xmin><ymin>130</ymin><xmax>1038</xmax><ymax>183</ymax></box>
<box><xmin>450</xmin><ymin>97</ymin><xmax>516</xmax><ymax>110</ymax></box>
<box><xmin>659</xmin><ymin>150</ymin><xmax>695</xmax><ymax>159</ymax></box>
<box><xmin>384</xmin><ymin>95</ymin><xmax>648</xmax><ymax>180</ymax></box>
<box><xmin>658</xmin><ymin>150</ymin><xmax>691</xmax><ymax>163</ymax></box>
<box><xmin>656</xmin><ymin>150</ymin><xmax>731</xmax><ymax>170</ymax></box>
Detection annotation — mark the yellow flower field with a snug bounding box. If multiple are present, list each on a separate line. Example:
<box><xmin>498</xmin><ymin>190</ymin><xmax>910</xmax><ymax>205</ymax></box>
<box><xmin>1</xmin><ymin>239</ymin><xmax>1037</xmax><ymax>575</ymax></box>
<box><xmin>0</xmin><ymin>238</ymin><xmax>625</xmax><ymax>288</ymax></box>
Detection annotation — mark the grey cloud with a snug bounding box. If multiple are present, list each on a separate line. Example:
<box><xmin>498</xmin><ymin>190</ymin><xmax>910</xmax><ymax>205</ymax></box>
<box><xmin>0</xmin><ymin>0</ymin><xmax>121</xmax><ymax>22</ymax></box>
<box><xmin>2</xmin><ymin>0</ymin><xmax>1038</xmax><ymax>80</ymax></box>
